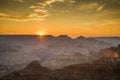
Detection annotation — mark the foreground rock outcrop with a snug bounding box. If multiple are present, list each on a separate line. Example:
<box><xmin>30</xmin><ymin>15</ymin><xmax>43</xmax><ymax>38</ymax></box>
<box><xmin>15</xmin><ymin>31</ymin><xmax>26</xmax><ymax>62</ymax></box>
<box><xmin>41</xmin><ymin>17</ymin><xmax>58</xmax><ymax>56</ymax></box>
<box><xmin>0</xmin><ymin>61</ymin><xmax>53</xmax><ymax>80</ymax></box>
<box><xmin>1</xmin><ymin>58</ymin><xmax>120</xmax><ymax>80</ymax></box>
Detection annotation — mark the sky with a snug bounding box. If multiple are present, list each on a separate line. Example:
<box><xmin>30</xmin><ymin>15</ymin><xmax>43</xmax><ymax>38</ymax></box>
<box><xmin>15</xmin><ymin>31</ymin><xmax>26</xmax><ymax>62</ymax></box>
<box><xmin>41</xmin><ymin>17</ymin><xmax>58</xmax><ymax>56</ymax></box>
<box><xmin>0</xmin><ymin>0</ymin><xmax>120</xmax><ymax>37</ymax></box>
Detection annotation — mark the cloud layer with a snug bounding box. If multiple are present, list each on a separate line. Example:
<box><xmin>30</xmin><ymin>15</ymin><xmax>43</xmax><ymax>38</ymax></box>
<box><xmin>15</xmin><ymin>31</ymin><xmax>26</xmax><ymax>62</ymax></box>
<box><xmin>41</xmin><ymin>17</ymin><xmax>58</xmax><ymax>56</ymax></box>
<box><xmin>0</xmin><ymin>0</ymin><xmax>119</xmax><ymax>21</ymax></box>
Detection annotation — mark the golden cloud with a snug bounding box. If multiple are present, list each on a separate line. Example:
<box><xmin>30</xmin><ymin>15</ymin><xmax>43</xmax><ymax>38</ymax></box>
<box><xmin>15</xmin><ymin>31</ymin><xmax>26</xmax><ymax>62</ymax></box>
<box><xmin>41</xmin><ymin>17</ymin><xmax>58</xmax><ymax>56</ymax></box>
<box><xmin>0</xmin><ymin>11</ymin><xmax>49</xmax><ymax>21</ymax></box>
<box><xmin>78</xmin><ymin>2</ymin><xmax>99</xmax><ymax>11</ymax></box>
<box><xmin>15</xmin><ymin>0</ymin><xmax>24</xmax><ymax>2</ymax></box>
<box><xmin>0</xmin><ymin>13</ymin><xmax>9</xmax><ymax>17</ymax></box>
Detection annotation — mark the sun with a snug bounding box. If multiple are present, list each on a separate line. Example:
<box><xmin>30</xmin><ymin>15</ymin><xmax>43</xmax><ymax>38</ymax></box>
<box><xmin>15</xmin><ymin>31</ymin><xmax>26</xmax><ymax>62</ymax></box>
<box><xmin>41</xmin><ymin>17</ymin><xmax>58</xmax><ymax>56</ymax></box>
<box><xmin>39</xmin><ymin>32</ymin><xmax>46</xmax><ymax>36</ymax></box>
<box><xmin>36</xmin><ymin>31</ymin><xmax>46</xmax><ymax>36</ymax></box>
<box><xmin>39</xmin><ymin>32</ymin><xmax>45</xmax><ymax>36</ymax></box>
<box><xmin>36</xmin><ymin>31</ymin><xmax>46</xmax><ymax>40</ymax></box>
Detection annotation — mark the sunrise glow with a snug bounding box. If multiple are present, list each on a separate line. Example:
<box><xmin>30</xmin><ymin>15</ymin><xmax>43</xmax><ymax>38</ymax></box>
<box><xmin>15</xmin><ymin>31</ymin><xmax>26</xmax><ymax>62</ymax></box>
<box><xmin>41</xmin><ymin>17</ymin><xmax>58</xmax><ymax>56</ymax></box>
<box><xmin>0</xmin><ymin>0</ymin><xmax>120</xmax><ymax>37</ymax></box>
<box><xmin>36</xmin><ymin>31</ymin><xmax>46</xmax><ymax>36</ymax></box>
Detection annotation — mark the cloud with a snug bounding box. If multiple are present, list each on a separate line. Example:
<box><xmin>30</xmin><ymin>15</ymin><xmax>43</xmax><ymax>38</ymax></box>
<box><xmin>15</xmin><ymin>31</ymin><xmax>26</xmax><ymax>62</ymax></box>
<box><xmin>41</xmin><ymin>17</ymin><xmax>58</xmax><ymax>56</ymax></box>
<box><xmin>30</xmin><ymin>0</ymin><xmax>65</xmax><ymax>10</ymax></box>
<box><xmin>0</xmin><ymin>0</ymin><xmax>119</xmax><ymax>21</ymax></box>
<box><xmin>29</xmin><ymin>0</ymin><xmax>64</xmax><ymax>20</ymax></box>
<box><xmin>28</xmin><ymin>12</ymin><xmax>49</xmax><ymax>21</ymax></box>
<box><xmin>45</xmin><ymin>0</ymin><xmax>64</xmax><ymax>5</ymax></box>
<box><xmin>78</xmin><ymin>2</ymin><xmax>99</xmax><ymax>11</ymax></box>
<box><xmin>0</xmin><ymin>13</ymin><xmax>9</xmax><ymax>17</ymax></box>
<box><xmin>97</xmin><ymin>4</ymin><xmax>106</xmax><ymax>11</ymax></box>
<box><xmin>0</xmin><ymin>11</ymin><xmax>49</xmax><ymax>21</ymax></box>
<box><xmin>15</xmin><ymin>0</ymin><xmax>24</xmax><ymax>2</ymax></box>
<box><xmin>0</xmin><ymin>0</ymin><xmax>52</xmax><ymax>21</ymax></box>
<box><xmin>34</xmin><ymin>9</ymin><xmax>47</xmax><ymax>13</ymax></box>
<box><xmin>30</xmin><ymin>4</ymin><xmax>45</xmax><ymax>10</ymax></box>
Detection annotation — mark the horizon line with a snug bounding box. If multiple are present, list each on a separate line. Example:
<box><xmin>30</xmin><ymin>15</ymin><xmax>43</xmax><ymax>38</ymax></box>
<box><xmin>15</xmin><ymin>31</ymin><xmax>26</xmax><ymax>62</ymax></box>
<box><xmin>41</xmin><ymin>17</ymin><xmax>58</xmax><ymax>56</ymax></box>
<box><xmin>0</xmin><ymin>34</ymin><xmax>120</xmax><ymax>38</ymax></box>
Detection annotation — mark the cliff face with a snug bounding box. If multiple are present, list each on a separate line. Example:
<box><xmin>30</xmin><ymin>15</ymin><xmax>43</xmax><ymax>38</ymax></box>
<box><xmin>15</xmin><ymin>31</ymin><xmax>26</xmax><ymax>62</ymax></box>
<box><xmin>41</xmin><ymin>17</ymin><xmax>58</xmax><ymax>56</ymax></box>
<box><xmin>0</xmin><ymin>61</ymin><xmax>53</xmax><ymax>80</ymax></box>
<box><xmin>1</xmin><ymin>45</ymin><xmax>120</xmax><ymax>80</ymax></box>
<box><xmin>1</xmin><ymin>59</ymin><xmax>120</xmax><ymax>80</ymax></box>
<box><xmin>55</xmin><ymin>58</ymin><xmax>120</xmax><ymax>80</ymax></box>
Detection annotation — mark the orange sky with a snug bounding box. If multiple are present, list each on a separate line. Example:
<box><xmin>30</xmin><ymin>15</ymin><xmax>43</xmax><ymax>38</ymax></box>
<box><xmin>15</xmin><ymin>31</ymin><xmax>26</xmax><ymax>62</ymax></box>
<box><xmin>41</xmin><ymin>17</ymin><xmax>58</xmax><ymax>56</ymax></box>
<box><xmin>0</xmin><ymin>0</ymin><xmax>120</xmax><ymax>37</ymax></box>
